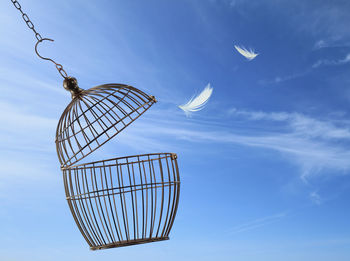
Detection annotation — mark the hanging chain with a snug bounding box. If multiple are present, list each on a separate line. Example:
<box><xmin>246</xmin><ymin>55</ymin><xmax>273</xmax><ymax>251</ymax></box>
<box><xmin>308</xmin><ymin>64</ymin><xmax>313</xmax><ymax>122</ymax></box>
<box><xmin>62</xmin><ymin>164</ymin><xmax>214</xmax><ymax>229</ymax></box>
<box><xmin>10</xmin><ymin>0</ymin><xmax>42</xmax><ymax>41</ymax></box>
<box><xmin>10</xmin><ymin>0</ymin><xmax>68</xmax><ymax>79</ymax></box>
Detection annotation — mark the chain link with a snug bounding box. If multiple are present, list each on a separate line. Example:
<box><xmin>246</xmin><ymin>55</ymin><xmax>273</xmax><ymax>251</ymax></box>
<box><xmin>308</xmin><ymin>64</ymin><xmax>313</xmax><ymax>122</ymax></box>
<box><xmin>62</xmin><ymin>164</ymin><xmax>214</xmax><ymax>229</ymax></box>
<box><xmin>11</xmin><ymin>0</ymin><xmax>43</xmax><ymax>42</ymax></box>
<box><xmin>56</xmin><ymin>64</ymin><xmax>68</xmax><ymax>78</ymax></box>
<box><xmin>10</xmin><ymin>0</ymin><xmax>67</xmax><ymax>78</ymax></box>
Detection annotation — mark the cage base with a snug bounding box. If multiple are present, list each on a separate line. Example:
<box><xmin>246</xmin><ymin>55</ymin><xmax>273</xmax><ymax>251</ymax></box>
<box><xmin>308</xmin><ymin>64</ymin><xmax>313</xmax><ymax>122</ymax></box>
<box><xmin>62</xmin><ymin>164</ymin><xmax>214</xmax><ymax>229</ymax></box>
<box><xmin>90</xmin><ymin>237</ymin><xmax>170</xmax><ymax>251</ymax></box>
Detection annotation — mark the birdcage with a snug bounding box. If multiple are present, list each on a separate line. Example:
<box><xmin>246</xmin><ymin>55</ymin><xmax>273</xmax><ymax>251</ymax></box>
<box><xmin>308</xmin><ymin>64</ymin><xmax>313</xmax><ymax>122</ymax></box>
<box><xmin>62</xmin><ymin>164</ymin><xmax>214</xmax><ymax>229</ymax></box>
<box><xmin>56</xmin><ymin>78</ymin><xmax>180</xmax><ymax>250</ymax></box>
<box><xmin>62</xmin><ymin>153</ymin><xmax>180</xmax><ymax>250</ymax></box>
<box><xmin>56</xmin><ymin>82</ymin><xmax>157</xmax><ymax>167</ymax></box>
<box><xmin>8</xmin><ymin>0</ymin><xmax>180</xmax><ymax>250</ymax></box>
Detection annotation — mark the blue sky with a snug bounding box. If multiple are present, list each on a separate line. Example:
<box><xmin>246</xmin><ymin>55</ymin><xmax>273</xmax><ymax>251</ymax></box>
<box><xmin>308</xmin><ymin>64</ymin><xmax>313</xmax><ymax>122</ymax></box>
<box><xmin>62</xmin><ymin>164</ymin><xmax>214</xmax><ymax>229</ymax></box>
<box><xmin>1</xmin><ymin>0</ymin><xmax>350</xmax><ymax>260</ymax></box>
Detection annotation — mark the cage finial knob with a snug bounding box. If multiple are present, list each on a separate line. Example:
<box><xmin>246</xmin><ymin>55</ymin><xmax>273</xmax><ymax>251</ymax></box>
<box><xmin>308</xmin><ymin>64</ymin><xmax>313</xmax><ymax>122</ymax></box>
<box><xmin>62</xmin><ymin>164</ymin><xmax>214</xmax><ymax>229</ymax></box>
<box><xmin>63</xmin><ymin>76</ymin><xmax>83</xmax><ymax>98</ymax></box>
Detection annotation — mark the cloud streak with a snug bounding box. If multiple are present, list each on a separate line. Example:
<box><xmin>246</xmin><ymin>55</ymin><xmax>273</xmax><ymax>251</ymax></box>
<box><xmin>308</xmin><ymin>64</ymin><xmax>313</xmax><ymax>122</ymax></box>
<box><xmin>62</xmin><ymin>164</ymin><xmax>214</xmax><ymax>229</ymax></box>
<box><xmin>121</xmin><ymin>107</ymin><xmax>350</xmax><ymax>181</ymax></box>
<box><xmin>310</xmin><ymin>191</ymin><xmax>322</xmax><ymax>205</ymax></box>
<box><xmin>0</xmin><ymin>101</ymin><xmax>56</xmax><ymax>154</ymax></box>
<box><xmin>228</xmin><ymin>212</ymin><xmax>288</xmax><ymax>234</ymax></box>
<box><xmin>260</xmin><ymin>70</ymin><xmax>310</xmax><ymax>84</ymax></box>
<box><xmin>228</xmin><ymin>108</ymin><xmax>350</xmax><ymax>140</ymax></box>
<box><xmin>2</xmin><ymin>99</ymin><xmax>348</xmax><ymax>182</ymax></box>
<box><xmin>312</xmin><ymin>53</ymin><xmax>350</xmax><ymax>68</ymax></box>
<box><xmin>261</xmin><ymin>52</ymin><xmax>350</xmax><ymax>84</ymax></box>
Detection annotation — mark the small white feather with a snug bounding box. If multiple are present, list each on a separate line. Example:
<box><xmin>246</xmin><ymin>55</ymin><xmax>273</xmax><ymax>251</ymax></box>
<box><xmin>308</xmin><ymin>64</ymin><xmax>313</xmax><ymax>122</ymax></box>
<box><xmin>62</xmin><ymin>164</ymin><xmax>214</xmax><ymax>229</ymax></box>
<box><xmin>234</xmin><ymin>45</ymin><xmax>258</xmax><ymax>60</ymax></box>
<box><xmin>179</xmin><ymin>83</ymin><xmax>213</xmax><ymax>116</ymax></box>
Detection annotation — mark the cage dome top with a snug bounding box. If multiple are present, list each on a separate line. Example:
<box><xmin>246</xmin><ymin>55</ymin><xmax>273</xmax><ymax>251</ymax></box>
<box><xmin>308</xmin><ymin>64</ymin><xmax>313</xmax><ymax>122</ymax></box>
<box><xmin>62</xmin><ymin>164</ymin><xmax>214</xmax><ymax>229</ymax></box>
<box><xmin>56</xmin><ymin>81</ymin><xmax>156</xmax><ymax>167</ymax></box>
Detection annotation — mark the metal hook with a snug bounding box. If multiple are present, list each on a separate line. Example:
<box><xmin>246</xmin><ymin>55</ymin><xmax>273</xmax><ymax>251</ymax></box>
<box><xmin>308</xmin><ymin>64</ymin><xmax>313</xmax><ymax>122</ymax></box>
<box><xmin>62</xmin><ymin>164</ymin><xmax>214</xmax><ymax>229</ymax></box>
<box><xmin>35</xmin><ymin>38</ymin><xmax>55</xmax><ymax>63</ymax></box>
<box><xmin>35</xmin><ymin>38</ymin><xmax>68</xmax><ymax>79</ymax></box>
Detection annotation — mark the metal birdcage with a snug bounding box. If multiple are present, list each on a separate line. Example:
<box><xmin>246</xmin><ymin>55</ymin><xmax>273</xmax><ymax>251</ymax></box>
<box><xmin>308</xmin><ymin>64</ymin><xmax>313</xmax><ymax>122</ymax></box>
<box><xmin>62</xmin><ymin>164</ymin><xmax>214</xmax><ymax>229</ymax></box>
<box><xmin>9</xmin><ymin>0</ymin><xmax>181</xmax><ymax>251</ymax></box>
<box><xmin>56</xmin><ymin>82</ymin><xmax>157</xmax><ymax>167</ymax></box>
<box><xmin>56</xmin><ymin>78</ymin><xmax>181</xmax><ymax>250</ymax></box>
<box><xmin>62</xmin><ymin>153</ymin><xmax>180</xmax><ymax>250</ymax></box>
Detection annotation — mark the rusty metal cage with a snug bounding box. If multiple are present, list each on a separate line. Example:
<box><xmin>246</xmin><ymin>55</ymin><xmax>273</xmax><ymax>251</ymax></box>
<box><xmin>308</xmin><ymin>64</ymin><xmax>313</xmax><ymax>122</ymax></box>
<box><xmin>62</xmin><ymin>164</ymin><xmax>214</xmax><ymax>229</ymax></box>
<box><xmin>56</xmin><ymin>83</ymin><xmax>156</xmax><ymax>167</ymax></box>
<box><xmin>8</xmin><ymin>0</ymin><xmax>180</xmax><ymax>250</ymax></box>
<box><xmin>56</xmin><ymin>80</ymin><xmax>180</xmax><ymax>250</ymax></box>
<box><xmin>63</xmin><ymin>153</ymin><xmax>180</xmax><ymax>250</ymax></box>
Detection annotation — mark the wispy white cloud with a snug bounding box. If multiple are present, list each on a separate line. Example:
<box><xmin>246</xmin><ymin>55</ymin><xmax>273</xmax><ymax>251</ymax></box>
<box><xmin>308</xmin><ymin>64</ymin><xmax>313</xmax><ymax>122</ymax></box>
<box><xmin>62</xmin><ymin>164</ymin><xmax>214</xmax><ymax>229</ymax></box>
<box><xmin>0</xmin><ymin>101</ymin><xmax>58</xmax><ymax>199</ymax></box>
<box><xmin>310</xmin><ymin>191</ymin><xmax>322</xmax><ymax>205</ymax></box>
<box><xmin>218</xmin><ymin>0</ymin><xmax>350</xmax><ymax>44</ymax></box>
<box><xmin>228</xmin><ymin>108</ymin><xmax>350</xmax><ymax>140</ymax></box>
<box><xmin>224</xmin><ymin>110</ymin><xmax>350</xmax><ymax>179</ymax></box>
<box><xmin>312</xmin><ymin>53</ymin><xmax>350</xmax><ymax>68</ymax></box>
<box><xmin>228</xmin><ymin>108</ymin><xmax>291</xmax><ymax>121</ymax></box>
<box><xmin>0</xmin><ymin>102</ymin><xmax>56</xmax><ymax>131</ymax></box>
<box><xmin>259</xmin><ymin>70</ymin><xmax>311</xmax><ymax>84</ymax></box>
<box><xmin>314</xmin><ymin>39</ymin><xmax>327</xmax><ymax>49</ymax></box>
<box><xmin>228</xmin><ymin>211</ymin><xmax>288</xmax><ymax>234</ymax></box>
<box><xmin>0</xmin><ymin>101</ymin><xmax>56</xmax><ymax>154</ymax></box>
<box><xmin>118</xmin><ymin>108</ymin><xmax>350</xmax><ymax>181</ymax></box>
<box><xmin>261</xmin><ymin>52</ymin><xmax>350</xmax><ymax>84</ymax></box>
<box><xmin>313</xmin><ymin>39</ymin><xmax>350</xmax><ymax>50</ymax></box>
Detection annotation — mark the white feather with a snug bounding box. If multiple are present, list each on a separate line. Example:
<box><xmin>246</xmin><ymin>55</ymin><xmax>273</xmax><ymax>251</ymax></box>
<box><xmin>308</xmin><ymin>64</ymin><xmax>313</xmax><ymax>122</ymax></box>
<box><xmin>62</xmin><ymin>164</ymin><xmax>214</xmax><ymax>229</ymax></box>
<box><xmin>179</xmin><ymin>83</ymin><xmax>213</xmax><ymax>116</ymax></box>
<box><xmin>234</xmin><ymin>45</ymin><xmax>258</xmax><ymax>60</ymax></box>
